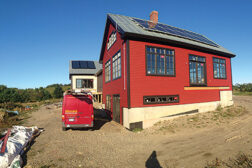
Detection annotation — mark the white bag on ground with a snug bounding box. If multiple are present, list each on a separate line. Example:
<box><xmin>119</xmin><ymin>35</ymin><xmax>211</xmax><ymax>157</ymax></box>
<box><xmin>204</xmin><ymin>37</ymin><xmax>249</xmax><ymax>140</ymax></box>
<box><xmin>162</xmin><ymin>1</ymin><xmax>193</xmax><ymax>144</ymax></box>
<box><xmin>0</xmin><ymin>126</ymin><xmax>38</xmax><ymax>168</ymax></box>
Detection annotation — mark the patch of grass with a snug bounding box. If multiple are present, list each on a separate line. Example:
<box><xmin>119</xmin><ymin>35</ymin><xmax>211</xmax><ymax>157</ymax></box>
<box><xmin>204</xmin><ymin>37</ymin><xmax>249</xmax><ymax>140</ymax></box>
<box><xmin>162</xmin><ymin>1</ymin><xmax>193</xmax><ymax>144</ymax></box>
<box><xmin>206</xmin><ymin>153</ymin><xmax>252</xmax><ymax>168</ymax></box>
<box><xmin>159</xmin><ymin>124</ymin><xmax>176</xmax><ymax>133</ymax></box>
<box><xmin>233</xmin><ymin>90</ymin><xmax>252</xmax><ymax>96</ymax></box>
<box><xmin>187</xmin><ymin>114</ymin><xmax>200</xmax><ymax>123</ymax></box>
<box><xmin>211</xmin><ymin>105</ymin><xmax>247</xmax><ymax>122</ymax></box>
<box><xmin>40</xmin><ymin>164</ymin><xmax>56</xmax><ymax>168</ymax></box>
<box><xmin>205</xmin><ymin>158</ymin><xmax>223</xmax><ymax>168</ymax></box>
<box><xmin>216</xmin><ymin>105</ymin><xmax>222</xmax><ymax>111</ymax></box>
<box><xmin>0</xmin><ymin>99</ymin><xmax>61</xmax><ymax>131</ymax></box>
<box><xmin>132</xmin><ymin>128</ymin><xmax>143</xmax><ymax>132</ymax></box>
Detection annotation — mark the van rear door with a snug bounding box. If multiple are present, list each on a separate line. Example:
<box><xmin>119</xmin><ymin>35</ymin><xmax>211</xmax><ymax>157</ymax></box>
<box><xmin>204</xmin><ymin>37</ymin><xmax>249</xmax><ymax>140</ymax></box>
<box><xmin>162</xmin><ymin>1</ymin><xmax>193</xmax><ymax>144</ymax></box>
<box><xmin>77</xmin><ymin>95</ymin><xmax>93</xmax><ymax>125</ymax></box>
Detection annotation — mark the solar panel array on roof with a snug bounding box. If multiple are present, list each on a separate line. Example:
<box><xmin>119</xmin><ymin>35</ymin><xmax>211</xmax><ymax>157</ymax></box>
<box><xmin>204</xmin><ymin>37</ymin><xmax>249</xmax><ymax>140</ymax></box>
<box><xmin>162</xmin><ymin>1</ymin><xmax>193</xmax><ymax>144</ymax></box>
<box><xmin>72</xmin><ymin>61</ymin><xmax>96</xmax><ymax>69</ymax></box>
<box><xmin>132</xmin><ymin>18</ymin><xmax>218</xmax><ymax>47</ymax></box>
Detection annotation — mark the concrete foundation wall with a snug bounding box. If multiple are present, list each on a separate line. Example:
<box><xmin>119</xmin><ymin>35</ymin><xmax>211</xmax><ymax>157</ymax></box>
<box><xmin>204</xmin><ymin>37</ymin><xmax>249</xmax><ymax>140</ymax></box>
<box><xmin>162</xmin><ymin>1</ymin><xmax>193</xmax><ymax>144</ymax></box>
<box><xmin>123</xmin><ymin>90</ymin><xmax>233</xmax><ymax>129</ymax></box>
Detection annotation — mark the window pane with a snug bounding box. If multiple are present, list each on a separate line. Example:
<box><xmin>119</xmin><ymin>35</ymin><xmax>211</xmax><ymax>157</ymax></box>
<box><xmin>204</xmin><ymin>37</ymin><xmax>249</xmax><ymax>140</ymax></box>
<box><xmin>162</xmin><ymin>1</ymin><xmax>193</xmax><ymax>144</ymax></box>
<box><xmin>76</xmin><ymin>79</ymin><xmax>82</xmax><ymax>88</ymax></box>
<box><xmin>157</xmin><ymin>54</ymin><xmax>165</xmax><ymax>74</ymax></box>
<box><xmin>213</xmin><ymin>63</ymin><xmax>217</xmax><ymax>78</ymax></box>
<box><xmin>147</xmin><ymin>53</ymin><xmax>151</xmax><ymax>74</ymax></box>
<box><xmin>146</xmin><ymin>47</ymin><xmax>174</xmax><ymax>76</ymax></box>
<box><xmin>151</xmin><ymin>54</ymin><xmax>156</xmax><ymax>74</ymax></box>
<box><xmin>189</xmin><ymin>62</ymin><xmax>196</xmax><ymax>83</ymax></box>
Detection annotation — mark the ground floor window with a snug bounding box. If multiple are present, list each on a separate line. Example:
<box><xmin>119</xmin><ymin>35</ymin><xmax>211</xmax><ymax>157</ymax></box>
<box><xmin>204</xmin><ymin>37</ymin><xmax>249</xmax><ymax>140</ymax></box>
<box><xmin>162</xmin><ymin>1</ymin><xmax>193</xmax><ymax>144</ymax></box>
<box><xmin>143</xmin><ymin>95</ymin><xmax>179</xmax><ymax>104</ymax></box>
<box><xmin>189</xmin><ymin>55</ymin><xmax>206</xmax><ymax>85</ymax></box>
<box><xmin>146</xmin><ymin>46</ymin><xmax>175</xmax><ymax>76</ymax></box>
<box><xmin>76</xmin><ymin>79</ymin><xmax>93</xmax><ymax>89</ymax></box>
<box><xmin>105</xmin><ymin>60</ymin><xmax>111</xmax><ymax>82</ymax></box>
<box><xmin>106</xmin><ymin>95</ymin><xmax>111</xmax><ymax>111</ymax></box>
<box><xmin>213</xmin><ymin>57</ymin><xmax>226</xmax><ymax>79</ymax></box>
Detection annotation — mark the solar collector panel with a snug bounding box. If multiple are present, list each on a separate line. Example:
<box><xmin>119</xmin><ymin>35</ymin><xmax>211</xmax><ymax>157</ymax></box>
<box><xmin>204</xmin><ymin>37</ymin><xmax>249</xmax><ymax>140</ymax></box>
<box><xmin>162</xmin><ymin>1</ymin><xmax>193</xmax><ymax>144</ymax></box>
<box><xmin>132</xmin><ymin>18</ymin><xmax>218</xmax><ymax>47</ymax></box>
<box><xmin>80</xmin><ymin>61</ymin><xmax>88</xmax><ymax>69</ymax></box>
<box><xmin>72</xmin><ymin>61</ymin><xmax>80</xmax><ymax>69</ymax></box>
<box><xmin>72</xmin><ymin>61</ymin><xmax>96</xmax><ymax>69</ymax></box>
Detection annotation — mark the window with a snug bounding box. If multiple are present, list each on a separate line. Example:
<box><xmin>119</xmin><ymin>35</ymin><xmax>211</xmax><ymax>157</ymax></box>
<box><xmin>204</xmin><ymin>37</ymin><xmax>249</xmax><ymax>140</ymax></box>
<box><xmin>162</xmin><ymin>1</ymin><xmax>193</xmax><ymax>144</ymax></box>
<box><xmin>143</xmin><ymin>95</ymin><xmax>179</xmax><ymax>104</ymax></box>
<box><xmin>213</xmin><ymin>57</ymin><xmax>226</xmax><ymax>79</ymax></box>
<box><xmin>189</xmin><ymin>55</ymin><xmax>206</xmax><ymax>85</ymax></box>
<box><xmin>76</xmin><ymin>79</ymin><xmax>93</xmax><ymax>89</ymax></box>
<box><xmin>105</xmin><ymin>60</ymin><xmax>111</xmax><ymax>82</ymax></box>
<box><xmin>107</xmin><ymin>31</ymin><xmax>116</xmax><ymax>50</ymax></box>
<box><xmin>112</xmin><ymin>51</ymin><xmax>121</xmax><ymax>80</ymax></box>
<box><xmin>106</xmin><ymin>95</ymin><xmax>111</xmax><ymax>111</ymax></box>
<box><xmin>146</xmin><ymin>46</ymin><xmax>175</xmax><ymax>76</ymax></box>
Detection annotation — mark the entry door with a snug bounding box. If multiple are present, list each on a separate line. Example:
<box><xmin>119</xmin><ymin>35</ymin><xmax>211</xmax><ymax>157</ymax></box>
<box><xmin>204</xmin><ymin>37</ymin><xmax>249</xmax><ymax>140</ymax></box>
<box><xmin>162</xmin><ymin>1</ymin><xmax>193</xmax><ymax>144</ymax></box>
<box><xmin>113</xmin><ymin>95</ymin><xmax>120</xmax><ymax>123</ymax></box>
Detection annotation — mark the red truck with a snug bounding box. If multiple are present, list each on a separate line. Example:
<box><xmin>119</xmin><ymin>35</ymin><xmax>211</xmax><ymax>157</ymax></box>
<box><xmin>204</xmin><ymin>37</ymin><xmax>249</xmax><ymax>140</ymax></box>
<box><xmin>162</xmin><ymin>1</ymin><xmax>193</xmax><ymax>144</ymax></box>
<box><xmin>62</xmin><ymin>91</ymin><xmax>94</xmax><ymax>131</ymax></box>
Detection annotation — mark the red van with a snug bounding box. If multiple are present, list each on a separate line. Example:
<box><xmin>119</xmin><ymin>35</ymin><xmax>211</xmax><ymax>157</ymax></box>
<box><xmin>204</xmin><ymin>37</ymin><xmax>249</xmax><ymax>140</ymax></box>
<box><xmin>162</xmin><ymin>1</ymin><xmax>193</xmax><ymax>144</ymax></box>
<box><xmin>62</xmin><ymin>91</ymin><xmax>94</xmax><ymax>131</ymax></box>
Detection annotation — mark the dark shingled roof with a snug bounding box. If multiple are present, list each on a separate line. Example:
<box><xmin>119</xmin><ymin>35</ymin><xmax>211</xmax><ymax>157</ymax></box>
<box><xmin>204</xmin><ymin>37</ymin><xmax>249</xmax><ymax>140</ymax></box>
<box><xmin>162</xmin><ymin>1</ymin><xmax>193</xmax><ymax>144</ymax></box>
<box><xmin>99</xmin><ymin>13</ymin><xmax>235</xmax><ymax>62</ymax></box>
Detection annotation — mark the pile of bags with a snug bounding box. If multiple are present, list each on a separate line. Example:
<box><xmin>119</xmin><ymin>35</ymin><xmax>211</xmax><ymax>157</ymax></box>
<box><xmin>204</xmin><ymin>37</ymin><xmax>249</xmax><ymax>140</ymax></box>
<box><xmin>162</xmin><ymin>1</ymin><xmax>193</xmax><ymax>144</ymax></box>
<box><xmin>0</xmin><ymin>126</ymin><xmax>42</xmax><ymax>168</ymax></box>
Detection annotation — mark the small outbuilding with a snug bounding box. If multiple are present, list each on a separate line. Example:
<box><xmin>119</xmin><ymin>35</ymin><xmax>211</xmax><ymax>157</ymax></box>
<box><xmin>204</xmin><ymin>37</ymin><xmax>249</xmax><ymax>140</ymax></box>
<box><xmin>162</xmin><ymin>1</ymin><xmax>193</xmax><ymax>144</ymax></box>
<box><xmin>99</xmin><ymin>11</ymin><xmax>236</xmax><ymax>129</ymax></box>
<box><xmin>69</xmin><ymin>60</ymin><xmax>103</xmax><ymax>102</ymax></box>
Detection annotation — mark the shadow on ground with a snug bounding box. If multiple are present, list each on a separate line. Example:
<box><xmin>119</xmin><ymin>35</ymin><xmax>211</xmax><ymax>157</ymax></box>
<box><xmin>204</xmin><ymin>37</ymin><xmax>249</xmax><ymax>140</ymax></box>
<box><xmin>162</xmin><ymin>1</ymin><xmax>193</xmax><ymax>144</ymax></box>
<box><xmin>92</xmin><ymin>108</ymin><xmax>111</xmax><ymax>130</ymax></box>
<box><xmin>71</xmin><ymin>107</ymin><xmax>111</xmax><ymax>131</ymax></box>
<box><xmin>145</xmin><ymin>151</ymin><xmax>162</xmax><ymax>168</ymax></box>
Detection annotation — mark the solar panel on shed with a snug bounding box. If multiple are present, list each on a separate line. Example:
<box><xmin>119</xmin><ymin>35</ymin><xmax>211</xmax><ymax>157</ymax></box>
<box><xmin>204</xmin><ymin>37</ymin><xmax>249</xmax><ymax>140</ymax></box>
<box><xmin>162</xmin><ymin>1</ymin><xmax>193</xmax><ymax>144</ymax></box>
<box><xmin>72</xmin><ymin>61</ymin><xmax>96</xmax><ymax>69</ymax></box>
<box><xmin>72</xmin><ymin>61</ymin><xmax>80</xmax><ymax>69</ymax></box>
<box><xmin>132</xmin><ymin>18</ymin><xmax>218</xmax><ymax>47</ymax></box>
<box><xmin>87</xmin><ymin>61</ymin><xmax>95</xmax><ymax>69</ymax></box>
<box><xmin>80</xmin><ymin>61</ymin><xmax>88</xmax><ymax>69</ymax></box>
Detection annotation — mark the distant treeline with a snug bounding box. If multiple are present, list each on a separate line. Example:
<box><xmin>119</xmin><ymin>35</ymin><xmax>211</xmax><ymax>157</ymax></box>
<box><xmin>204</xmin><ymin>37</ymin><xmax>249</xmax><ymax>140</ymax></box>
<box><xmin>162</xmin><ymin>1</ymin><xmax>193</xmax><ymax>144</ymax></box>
<box><xmin>0</xmin><ymin>84</ymin><xmax>70</xmax><ymax>103</ymax></box>
<box><xmin>233</xmin><ymin>83</ymin><xmax>252</xmax><ymax>92</ymax></box>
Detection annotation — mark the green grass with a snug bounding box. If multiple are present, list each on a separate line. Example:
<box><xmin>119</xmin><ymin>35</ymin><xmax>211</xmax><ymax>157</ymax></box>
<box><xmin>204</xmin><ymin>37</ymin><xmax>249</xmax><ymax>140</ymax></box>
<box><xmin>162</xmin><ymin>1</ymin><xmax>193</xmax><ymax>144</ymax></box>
<box><xmin>132</xmin><ymin>128</ymin><xmax>143</xmax><ymax>132</ymax></box>
<box><xmin>233</xmin><ymin>90</ymin><xmax>252</xmax><ymax>96</ymax></box>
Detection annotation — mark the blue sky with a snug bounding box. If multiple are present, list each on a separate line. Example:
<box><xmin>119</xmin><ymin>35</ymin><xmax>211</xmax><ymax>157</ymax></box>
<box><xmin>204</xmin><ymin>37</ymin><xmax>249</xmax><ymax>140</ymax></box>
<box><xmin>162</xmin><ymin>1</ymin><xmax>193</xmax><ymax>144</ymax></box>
<box><xmin>0</xmin><ymin>0</ymin><xmax>251</xmax><ymax>89</ymax></box>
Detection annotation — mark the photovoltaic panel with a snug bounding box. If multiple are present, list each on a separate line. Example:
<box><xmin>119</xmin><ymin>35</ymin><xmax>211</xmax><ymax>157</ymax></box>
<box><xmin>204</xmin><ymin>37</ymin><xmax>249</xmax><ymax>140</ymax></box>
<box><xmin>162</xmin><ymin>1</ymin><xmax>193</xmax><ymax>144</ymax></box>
<box><xmin>72</xmin><ymin>61</ymin><xmax>96</xmax><ymax>69</ymax></box>
<box><xmin>72</xmin><ymin>61</ymin><xmax>80</xmax><ymax>69</ymax></box>
<box><xmin>79</xmin><ymin>61</ymin><xmax>88</xmax><ymax>69</ymax></box>
<box><xmin>87</xmin><ymin>61</ymin><xmax>95</xmax><ymax>69</ymax></box>
<box><xmin>132</xmin><ymin>18</ymin><xmax>218</xmax><ymax>47</ymax></box>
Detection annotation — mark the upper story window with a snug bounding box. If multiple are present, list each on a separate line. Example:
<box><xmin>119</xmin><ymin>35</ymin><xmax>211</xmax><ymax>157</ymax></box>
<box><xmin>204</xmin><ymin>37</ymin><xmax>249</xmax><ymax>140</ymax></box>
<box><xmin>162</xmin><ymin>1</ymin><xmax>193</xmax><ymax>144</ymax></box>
<box><xmin>112</xmin><ymin>51</ymin><xmax>121</xmax><ymax>80</ymax></box>
<box><xmin>76</xmin><ymin>79</ymin><xmax>93</xmax><ymax>89</ymax></box>
<box><xmin>105</xmin><ymin>60</ymin><xmax>111</xmax><ymax>82</ymax></box>
<box><xmin>146</xmin><ymin>46</ymin><xmax>175</xmax><ymax>76</ymax></box>
<box><xmin>213</xmin><ymin>57</ymin><xmax>226</xmax><ymax>79</ymax></box>
<box><xmin>189</xmin><ymin>55</ymin><xmax>206</xmax><ymax>85</ymax></box>
<box><xmin>107</xmin><ymin>31</ymin><xmax>116</xmax><ymax>50</ymax></box>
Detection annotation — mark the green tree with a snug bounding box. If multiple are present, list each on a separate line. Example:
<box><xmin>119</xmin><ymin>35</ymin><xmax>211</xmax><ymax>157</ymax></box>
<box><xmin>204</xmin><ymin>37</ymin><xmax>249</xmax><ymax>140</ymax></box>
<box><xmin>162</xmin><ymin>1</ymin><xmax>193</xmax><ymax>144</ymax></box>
<box><xmin>53</xmin><ymin>85</ymin><xmax>63</xmax><ymax>98</ymax></box>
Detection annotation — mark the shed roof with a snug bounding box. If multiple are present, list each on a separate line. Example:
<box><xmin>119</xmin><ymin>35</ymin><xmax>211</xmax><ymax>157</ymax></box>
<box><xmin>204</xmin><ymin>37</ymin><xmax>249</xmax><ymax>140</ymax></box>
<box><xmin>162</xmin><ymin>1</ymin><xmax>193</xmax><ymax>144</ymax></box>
<box><xmin>69</xmin><ymin>60</ymin><xmax>102</xmax><ymax>76</ymax></box>
<box><xmin>99</xmin><ymin>13</ymin><xmax>235</xmax><ymax>62</ymax></box>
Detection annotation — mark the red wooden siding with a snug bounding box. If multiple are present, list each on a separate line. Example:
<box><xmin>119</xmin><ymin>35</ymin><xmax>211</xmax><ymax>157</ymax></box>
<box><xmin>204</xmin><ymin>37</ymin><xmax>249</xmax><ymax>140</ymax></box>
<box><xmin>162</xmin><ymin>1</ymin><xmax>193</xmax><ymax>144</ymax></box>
<box><xmin>102</xmin><ymin>23</ymin><xmax>128</xmax><ymax>123</ymax></box>
<box><xmin>129</xmin><ymin>40</ymin><xmax>232</xmax><ymax>108</ymax></box>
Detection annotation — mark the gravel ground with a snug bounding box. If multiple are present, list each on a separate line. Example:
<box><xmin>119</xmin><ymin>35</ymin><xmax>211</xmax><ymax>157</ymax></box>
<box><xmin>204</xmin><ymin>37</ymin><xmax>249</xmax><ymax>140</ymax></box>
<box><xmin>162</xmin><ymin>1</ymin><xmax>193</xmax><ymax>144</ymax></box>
<box><xmin>23</xmin><ymin>96</ymin><xmax>252</xmax><ymax>168</ymax></box>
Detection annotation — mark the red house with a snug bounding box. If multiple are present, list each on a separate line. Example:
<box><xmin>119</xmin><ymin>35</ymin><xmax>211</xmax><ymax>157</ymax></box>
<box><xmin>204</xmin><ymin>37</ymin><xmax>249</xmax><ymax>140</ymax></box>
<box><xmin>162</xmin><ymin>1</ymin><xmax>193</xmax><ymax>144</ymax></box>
<box><xmin>99</xmin><ymin>11</ymin><xmax>235</xmax><ymax>129</ymax></box>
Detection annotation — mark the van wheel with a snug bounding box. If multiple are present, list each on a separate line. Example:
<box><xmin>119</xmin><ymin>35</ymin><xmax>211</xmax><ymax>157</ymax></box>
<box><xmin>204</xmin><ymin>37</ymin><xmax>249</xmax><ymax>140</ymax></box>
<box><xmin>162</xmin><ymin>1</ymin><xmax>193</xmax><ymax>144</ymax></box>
<box><xmin>62</xmin><ymin>127</ymin><xmax>67</xmax><ymax>131</ymax></box>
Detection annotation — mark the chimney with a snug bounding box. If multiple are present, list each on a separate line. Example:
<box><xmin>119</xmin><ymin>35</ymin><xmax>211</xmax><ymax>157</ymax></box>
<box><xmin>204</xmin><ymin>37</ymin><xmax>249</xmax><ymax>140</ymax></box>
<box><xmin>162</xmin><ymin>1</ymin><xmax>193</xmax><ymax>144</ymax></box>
<box><xmin>149</xmin><ymin>10</ymin><xmax>158</xmax><ymax>28</ymax></box>
<box><xmin>150</xmin><ymin>10</ymin><xmax>158</xmax><ymax>24</ymax></box>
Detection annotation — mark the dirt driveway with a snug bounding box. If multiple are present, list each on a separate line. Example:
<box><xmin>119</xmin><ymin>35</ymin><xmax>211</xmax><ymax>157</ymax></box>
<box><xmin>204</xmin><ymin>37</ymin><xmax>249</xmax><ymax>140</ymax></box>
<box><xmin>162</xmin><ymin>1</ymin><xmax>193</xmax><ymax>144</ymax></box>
<box><xmin>23</xmin><ymin>96</ymin><xmax>252</xmax><ymax>168</ymax></box>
